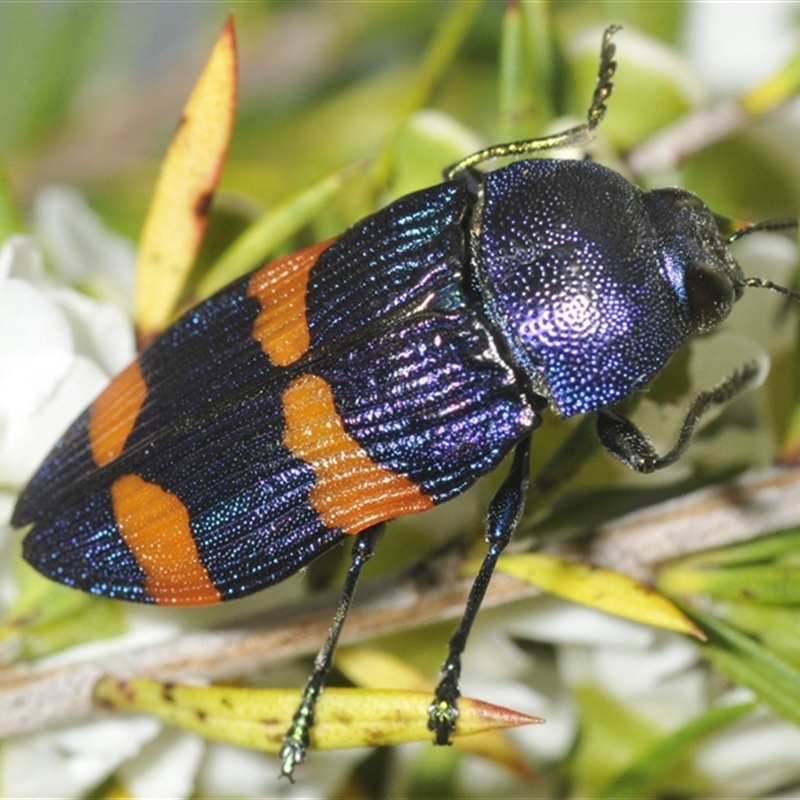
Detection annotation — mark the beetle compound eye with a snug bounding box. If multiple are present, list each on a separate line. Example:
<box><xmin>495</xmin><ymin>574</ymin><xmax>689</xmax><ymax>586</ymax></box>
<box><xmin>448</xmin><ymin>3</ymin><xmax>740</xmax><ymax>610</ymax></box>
<box><xmin>684</xmin><ymin>260</ymin><xmax>738</xmax><ymax>332</ymax></box>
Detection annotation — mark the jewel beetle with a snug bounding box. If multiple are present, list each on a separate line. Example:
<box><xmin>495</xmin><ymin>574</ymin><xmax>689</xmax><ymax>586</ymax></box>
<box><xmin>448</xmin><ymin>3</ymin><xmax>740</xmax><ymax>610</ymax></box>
<box><xmin>13</xmin><ymin>27</ymin><xmax>799</xmax><ymax>778</ymax></box>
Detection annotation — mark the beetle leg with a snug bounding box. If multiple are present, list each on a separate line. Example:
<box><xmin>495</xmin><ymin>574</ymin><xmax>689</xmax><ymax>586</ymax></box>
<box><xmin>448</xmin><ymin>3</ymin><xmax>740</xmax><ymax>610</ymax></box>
<box><xmin>428</xmin><ymin>434</ymin><xmax>532</xmax><ymax>745</ymax></box>
<box><xmin>596</xmin><ymin>360</ymin><xmax>763</xmax><ymax>473</ymax></box>
<box><xmin>280</xmin><ymin>523</ymin><xmax>384</xmax><ymax>780</ymax></box>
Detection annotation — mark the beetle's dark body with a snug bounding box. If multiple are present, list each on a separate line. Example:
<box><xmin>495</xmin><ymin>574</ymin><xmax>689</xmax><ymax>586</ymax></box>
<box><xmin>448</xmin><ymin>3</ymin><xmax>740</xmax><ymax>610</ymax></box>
<box><xmin>16</xmin><ymin>26</ymin><xmax>778</xmax><ymax>777</ymax></box>
<box><xmin>15</xmin><ymin>159</ymin><xmax>738</xmax><ymax>605</ymax></box>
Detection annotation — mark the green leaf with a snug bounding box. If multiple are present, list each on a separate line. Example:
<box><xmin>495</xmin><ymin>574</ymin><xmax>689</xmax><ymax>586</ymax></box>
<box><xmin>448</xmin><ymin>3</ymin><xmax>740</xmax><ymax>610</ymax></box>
<box><xmin>598</xmin><ymin>700</ymin><xmax>756</xmax><ymax>799</ymax></box>
<box><xmin>569</xmin><ymin>28</ymin><xmax>695</xmax><ymax>151</ymax></box>
<box><xmin>680</xmin><ymin>135</ymin><xmax>799</xmax><ymax>221</ymax></box>
<box><xmin>0</xmin><ymin>3</ymin><xmax>109</xmax><ymax>150</ymax></box>
<box><xmin>0</xmin><ymin>160</ymin><xmax>23</xmax><ymax>240</ymax></box>
<box><xmin>0</xmin><ymin>561</ymin><xmax>124</xmax><ymax>661</ymax></box>
<box><xmin>368</xmin><ymin>0</ymin><xmax>483</xmax><ymax>194</ymax></box>
<box><xmin>658</xmin><ymin>529</ymin><xmax>800</xmax><ymax>605</ymax></box>
<box><xmin>722</xmin><ymin>602</ymin><xmax>800</xmax><ymax>666</ymax></box>
<box><xmin>195</xmin><ymin>159</ymin><xmax>369</xmax><ymax>299</ymax></box>
<box><xmin>687</xmin><ymin>605</ymin><xmax>800</xmax><ymax>727</ymax></box>
<box><xmin>662</xmin><ymin>562</ymin><xmax>800</xmax><ymax>605</ymax></box>
<box><xmin>496</xmin><ymin>2</ymin><xmax>540</xmax><ymax>144</ymax></box>
<box><xmin>663</xmin><ymin>528</ymin><xmax>800</xmax><ymax>571</ymax></box>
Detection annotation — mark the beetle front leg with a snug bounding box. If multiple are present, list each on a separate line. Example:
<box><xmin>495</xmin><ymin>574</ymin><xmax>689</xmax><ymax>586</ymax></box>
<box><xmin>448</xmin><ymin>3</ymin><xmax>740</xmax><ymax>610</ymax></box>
<box><xmin>428</xmin><ymin>434</ymin><xmax>532</xmax><ymax>744</ymax></box>
<box><xmin>596</xmin><ymin>360</ymin><xmax>762</xmax><ymax>473</ymax></box>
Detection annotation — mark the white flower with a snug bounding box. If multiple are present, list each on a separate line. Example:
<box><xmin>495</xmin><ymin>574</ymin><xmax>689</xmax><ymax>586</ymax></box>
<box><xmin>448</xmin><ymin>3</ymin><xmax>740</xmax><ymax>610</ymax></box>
<box><xmin>0</xmin><ymin>190</ymin><xmax>358</xmax><ymax>800</ymax></box>
<box><xmin>0</xmin><ymin>233</ymin><xmax>134</xmax><ymax>491</ymax></box>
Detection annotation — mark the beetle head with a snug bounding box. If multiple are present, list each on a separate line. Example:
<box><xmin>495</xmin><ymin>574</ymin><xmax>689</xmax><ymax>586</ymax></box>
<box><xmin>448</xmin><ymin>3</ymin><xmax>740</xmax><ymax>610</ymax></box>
<box><xmin>473</xmin><ymin>159</ymin><xmax>797</xmax><ymax>417</ymax></box>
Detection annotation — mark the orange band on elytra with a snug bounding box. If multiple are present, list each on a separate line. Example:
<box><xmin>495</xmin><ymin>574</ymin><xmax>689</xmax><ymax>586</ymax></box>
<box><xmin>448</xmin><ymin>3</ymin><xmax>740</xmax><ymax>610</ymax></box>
<box><xmin>89</xmin><ymin>362</ymin><xmax>148</xmax><ymax>467</ymax></box>
<box><xmin>282</xmin><ymin>374</ymin><xmax>434</xmax><ymax>534</ymax></box>
<box><xmin>246</xmin><ymin>240</ymin><xmax>333</xmax><ymax>367</ymax></box>
<box><xmin>111</xmin><ymin>474</ymin><xmax>221</xmax><ymax>605</ymax></box>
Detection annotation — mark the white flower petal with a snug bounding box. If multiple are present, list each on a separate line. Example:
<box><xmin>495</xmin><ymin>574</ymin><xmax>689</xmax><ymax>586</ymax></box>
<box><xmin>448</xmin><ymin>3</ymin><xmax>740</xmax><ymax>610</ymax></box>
<box><xmin>589</xmin><ymin>632</ymin><xmax>699</xmax><ymax>696</ymax></box>
<box><xmin>118</xmin><ymin>728</ymin><xmax>205</xmax><ymax>800</ymax></box>
<box><xmin>0</xmin><ymin>235</ymin><xmax>46</xmax><ymax>282</ymax></box>
<box><xmin>461</xmin><ymin>606</ymin><xmax>536</xmax><ymax>682</ymax></box>
<box><xmin>1</xmin><ymin>716</ymin><xmax>162</xmax><ymax>799</ymax></box>
<box><xmin>33</xmin><ymin>186</ymin><xmax>135</xmax><ymax>308</ymax></box>
<box><xmin>0</xmin><ymin>354</ymin><xmax>108</xmax><ymax>485</ymax></box>
<box><xmin>0</xmin><ymin>274</ymin><xmax>74</xmax><ymax>418</ymax></box>
<box><xmin>198</xmin><ymin>742</ymin><xmax>364</xmax><ymax>799</ymax></box>
<box><xmin>47</xmin><ymin>286</ymin><xmax>135</xmax><ymax>377</ymax></box>
<box><xmin>696</xmin><ymin>710</ymin><xmax>800</xmax><ymax>797</ymax></box>
<box><xmin>686</xmin><ymin>3</ymin><xmax>798</xmax><ymax>93</ymax></box>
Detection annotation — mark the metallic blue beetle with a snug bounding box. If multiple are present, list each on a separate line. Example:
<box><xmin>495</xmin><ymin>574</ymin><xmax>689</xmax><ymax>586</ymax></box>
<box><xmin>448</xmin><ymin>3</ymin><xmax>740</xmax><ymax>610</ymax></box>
<box><xmin>15</xmin><ymin>27</ymin><xmax>797</xmax><ymax>778</ymax></box>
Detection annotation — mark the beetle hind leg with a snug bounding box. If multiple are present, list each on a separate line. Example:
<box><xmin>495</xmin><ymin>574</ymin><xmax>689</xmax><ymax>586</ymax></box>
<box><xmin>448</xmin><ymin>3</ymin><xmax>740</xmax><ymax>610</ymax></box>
<box><xmin>280</xmin><ymin>523</ymin><xmax>384</xmax><ymax>780</ymax></box>
<box><xmin>428</xmin><ymin>435</ymin><xmax>532</xmax><ymax>744</ymax></box>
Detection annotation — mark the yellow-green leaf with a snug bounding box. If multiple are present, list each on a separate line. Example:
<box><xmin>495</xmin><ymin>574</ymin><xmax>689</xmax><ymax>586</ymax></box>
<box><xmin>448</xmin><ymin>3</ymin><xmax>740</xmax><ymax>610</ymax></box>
<box><xmin>336</xmin><ymin>646</ymin><xmax>431</xmax><ymax>693</ymax></box>
<box><xmin>0</xmin><ymin>560</ymin><xmax>124</xmax><ymax>662</ymax></box>
<box><xmin>93</xmin><ymin>677</ymin><xmax>538</xmax><ymax>753</ymax></box>
<box><xmin>134</xmin><ymin>17</ymin><xmax>237</xmax><ymax>341</ymax></box>
<box><xmin>485</xmin><ymin>553</ymin><xmax>702</xmax><ymax>637</ymax></box>
<box><xmin>336</xmin><ymin>646</ymin><xmax>539</xmax><ymax>781</ymax></box>
<box><xmin>740</xmin><ymin>46</ymin><xmax>800</xmax><ymax>117</ymax></box>
<box><xmin>660</xmin><ymin>562</ymin><xmax>800</xmax><ymax>605</ymax></box>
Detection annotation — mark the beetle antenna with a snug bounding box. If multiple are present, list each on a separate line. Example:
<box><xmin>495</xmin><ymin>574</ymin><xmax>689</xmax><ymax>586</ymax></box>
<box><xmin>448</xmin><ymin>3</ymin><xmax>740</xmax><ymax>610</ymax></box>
<box><xmin>726</xmin><ymin>217</ymin><xmax>798</xmax><ymax>243</ymax></box>
<box><xmin>444</xmin><ymin>25</ymin><xmax>621</xmax><ymax>180</ymax></box>
<box><xmin>726</xmin><ymin>217</ymin><xmax>800</xmax><ymax>302</ymax></box>
<box><xmin>739</xmin><ymin>276</ymin><xmax>800</xmax><ymax>302</ymax></box>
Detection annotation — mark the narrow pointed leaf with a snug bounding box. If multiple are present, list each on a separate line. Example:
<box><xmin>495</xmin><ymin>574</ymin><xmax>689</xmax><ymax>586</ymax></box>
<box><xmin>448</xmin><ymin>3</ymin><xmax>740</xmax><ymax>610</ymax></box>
<box><xmin>369</xmin><ymin>0</ymin><xmax>482</xmax><ymax>192</ymax></box>
<box><xmin>661</xmin><ymin>529</ymin><xmax>800</xmax><ymax>571</ymax></box>
<box><xmin>722</xmin><ymin>602</ymin><xmax>800</xmax><ymax>664</ymax></box>
<box><xmin>336</xmin><ymin>647</ymin><xmax>540</xmax><ymax>780</ymax></box>
<box><xmin>598</xmin><ymin>700</ymin><xmax>756</xmax><ymax>799</ymax></box>
<box><xmin>93</xmin><ymin>677</ymin><xmax>538</xmax><ymax>753</ymax></box>
<box><xmin>194</xmin><ymin>158</ymin><xmax>368</xmax><ymax>300</ymax></box>
<box><xmin>660</xmin><ymin>562</ymin><xmax>800</xmax><ymax>605</ymax></box>
<box><xmin>740</xmin><ymin>47</ymin><xmax>800</xmax><ymax>117</ymax></box>
<box><xmin>686</xmin><ymin>604</ymin><xmax>800</xmax><ymax>727</ymax></box>
<box><xmin>488</xmin><ymin>553</ymin><xmax>702</xmax><ymax>637</ymax></box>
<box><xmin>497</xmin><ymin>2</ymin><xmax>537</xmax><ymax>144</ymax></box>
<box><xmin>134</xmin><ymin>17</ymin><xmax>237</xmax><ymax>340</ymax></box>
